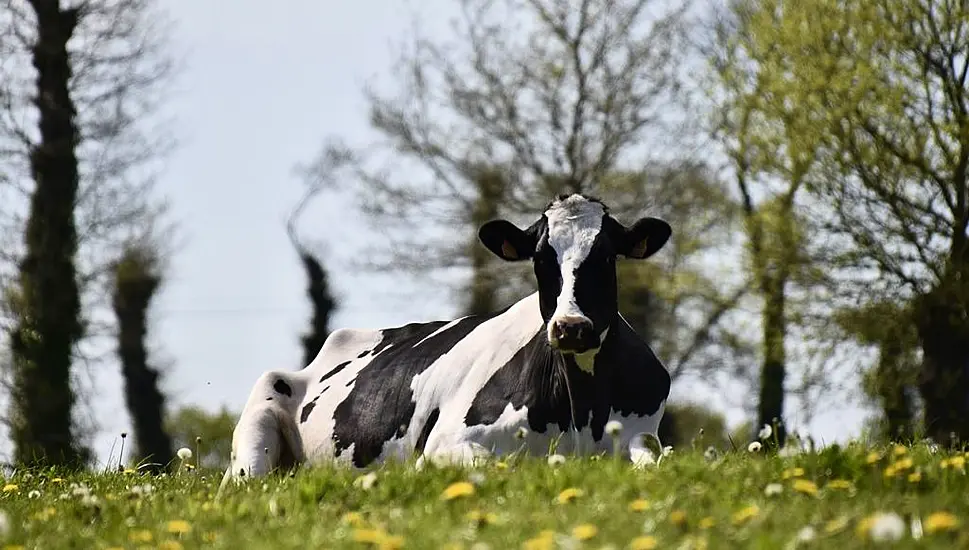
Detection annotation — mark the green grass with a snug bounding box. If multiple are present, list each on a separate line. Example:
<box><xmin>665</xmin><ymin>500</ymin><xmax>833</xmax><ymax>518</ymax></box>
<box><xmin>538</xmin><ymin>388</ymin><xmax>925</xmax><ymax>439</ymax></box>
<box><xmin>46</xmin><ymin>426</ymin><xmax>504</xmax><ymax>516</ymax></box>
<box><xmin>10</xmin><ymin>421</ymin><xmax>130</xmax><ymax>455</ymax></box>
<box><xmin>1</xmin><ymin>442</ymin><xmax>968</xmax><ymax>549</ymax></box>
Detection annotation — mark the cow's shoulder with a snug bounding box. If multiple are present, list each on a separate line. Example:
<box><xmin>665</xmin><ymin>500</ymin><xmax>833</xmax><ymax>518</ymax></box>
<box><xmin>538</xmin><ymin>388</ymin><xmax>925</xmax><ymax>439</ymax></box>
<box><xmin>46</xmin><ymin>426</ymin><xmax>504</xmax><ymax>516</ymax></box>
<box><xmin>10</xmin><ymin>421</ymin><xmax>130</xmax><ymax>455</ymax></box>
<box><xmin>605</xmin><ymin>315</ymin><xmax>671</xmax><ymax>417</ymax></box>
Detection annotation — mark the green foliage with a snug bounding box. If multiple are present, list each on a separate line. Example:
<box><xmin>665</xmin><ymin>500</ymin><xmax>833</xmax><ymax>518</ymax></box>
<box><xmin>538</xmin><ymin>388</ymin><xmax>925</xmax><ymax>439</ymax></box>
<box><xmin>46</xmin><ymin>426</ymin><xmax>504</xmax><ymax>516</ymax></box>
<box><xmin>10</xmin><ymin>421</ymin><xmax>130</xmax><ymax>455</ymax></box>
<box><xmin>165</xmin><ymin>406</ymin><xmax>237</xmax><ymax>470</ymax></box>
<box><xmin>659</xmin><ymin>402</ymin><xmax>732</xmax><ymax>450</ymax></box>
<box><xmin>1</xmin><ymin>444</ymin><xmax>968</xmax><ymax>548</ymax></box>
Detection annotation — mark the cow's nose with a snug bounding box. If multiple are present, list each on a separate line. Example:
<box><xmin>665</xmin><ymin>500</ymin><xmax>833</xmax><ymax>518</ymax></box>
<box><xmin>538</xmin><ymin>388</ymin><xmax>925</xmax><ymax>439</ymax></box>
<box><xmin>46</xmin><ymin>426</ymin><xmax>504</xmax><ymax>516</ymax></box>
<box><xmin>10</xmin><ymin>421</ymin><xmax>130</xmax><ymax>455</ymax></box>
<box><xmin>551</xmin><ymin>316</ymin><xmax>595</xmax><ymax>352</ymax></box>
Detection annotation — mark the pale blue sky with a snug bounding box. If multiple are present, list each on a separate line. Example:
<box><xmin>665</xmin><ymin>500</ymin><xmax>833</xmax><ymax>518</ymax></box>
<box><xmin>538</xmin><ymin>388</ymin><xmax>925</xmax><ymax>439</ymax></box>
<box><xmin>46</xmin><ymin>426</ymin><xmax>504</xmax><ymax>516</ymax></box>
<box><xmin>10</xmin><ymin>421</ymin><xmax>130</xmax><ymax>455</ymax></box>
<box><xmin>81</xmin><ymin>0</ymin><xmax>870</xmax><ymax>465</ymax></box>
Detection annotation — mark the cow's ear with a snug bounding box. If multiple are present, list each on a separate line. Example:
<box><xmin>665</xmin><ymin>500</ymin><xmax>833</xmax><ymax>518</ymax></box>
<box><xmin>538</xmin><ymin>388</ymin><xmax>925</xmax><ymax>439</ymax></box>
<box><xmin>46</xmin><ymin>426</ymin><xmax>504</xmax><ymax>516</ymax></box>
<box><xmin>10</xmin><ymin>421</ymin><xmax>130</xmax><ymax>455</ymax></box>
<box><xmin>620</xmin><ymin>217</ymin><xmax>671</xmax><ymax>259</ymax></box>
<box><xmin>478</xmin><ymin>219</ymin><xmax>536</xmax><ymax>261</ymax></box>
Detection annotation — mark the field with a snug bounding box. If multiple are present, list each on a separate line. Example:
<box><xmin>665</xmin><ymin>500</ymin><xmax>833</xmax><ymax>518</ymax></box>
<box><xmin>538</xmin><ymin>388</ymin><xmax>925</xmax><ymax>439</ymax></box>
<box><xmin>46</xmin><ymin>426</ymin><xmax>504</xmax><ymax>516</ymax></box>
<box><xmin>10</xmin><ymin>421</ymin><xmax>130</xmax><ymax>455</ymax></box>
<box><xmin>0</xmin><ymin>441</ymin><xmax>967</xmax><ymax>549</ymax></box>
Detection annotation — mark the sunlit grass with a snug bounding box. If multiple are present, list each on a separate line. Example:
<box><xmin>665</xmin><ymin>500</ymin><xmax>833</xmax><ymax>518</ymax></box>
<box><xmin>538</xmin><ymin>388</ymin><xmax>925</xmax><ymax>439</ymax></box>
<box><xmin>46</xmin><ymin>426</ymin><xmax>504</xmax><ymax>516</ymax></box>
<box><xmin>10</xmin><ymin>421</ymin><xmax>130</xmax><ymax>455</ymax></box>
<box><xmin>1</xmin><ymin>441</ymin><xmax>968</xmax><ymax>548</ymax></box>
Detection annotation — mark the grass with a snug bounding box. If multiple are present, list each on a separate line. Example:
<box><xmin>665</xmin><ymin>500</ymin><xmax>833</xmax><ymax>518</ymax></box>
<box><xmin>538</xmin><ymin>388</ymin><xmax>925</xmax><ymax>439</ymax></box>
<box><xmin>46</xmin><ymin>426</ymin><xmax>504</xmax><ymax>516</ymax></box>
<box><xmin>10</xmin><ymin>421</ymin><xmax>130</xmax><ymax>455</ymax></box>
<box><xmin>0</xmin><ymin>441</ymin><xmax>967</xmax><ymax>549</ymax></box>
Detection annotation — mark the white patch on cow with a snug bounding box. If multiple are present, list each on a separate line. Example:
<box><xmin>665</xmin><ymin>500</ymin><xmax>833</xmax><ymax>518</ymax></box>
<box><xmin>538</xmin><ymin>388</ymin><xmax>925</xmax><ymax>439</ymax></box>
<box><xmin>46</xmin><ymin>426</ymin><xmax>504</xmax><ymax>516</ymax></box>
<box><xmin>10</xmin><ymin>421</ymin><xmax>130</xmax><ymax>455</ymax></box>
<box><xmin>412</xmin><ymin>317</ymin><xmax>468</xmax><ymax>349</ymax></box>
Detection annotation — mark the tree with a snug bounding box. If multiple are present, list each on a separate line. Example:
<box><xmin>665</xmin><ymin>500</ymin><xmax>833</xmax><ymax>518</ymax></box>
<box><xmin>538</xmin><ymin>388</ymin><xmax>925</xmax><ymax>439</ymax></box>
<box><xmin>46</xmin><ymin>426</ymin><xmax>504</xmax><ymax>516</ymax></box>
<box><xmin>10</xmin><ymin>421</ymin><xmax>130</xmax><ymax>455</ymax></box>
<box><xmin>0</xmin><ymin>0</ymin><xmax>175</xmax><ymax>465</ymax></box>
<box><xmin>658</xmin><ymin>401</ymin><xmax>732</xmax><ymax>450</ymax></box>
<box><xmin>709</xmin><ymin>0</ymin><xmax>969</xmax><ymax>445</ymax></box>
<box><xmin>111</xmin><ymin>240</ymin><xmax>173</xmax><ymax>471</ymax></box>
<box><xmin>165</xmin><ymin>405</ymin><xmax>236</xmax><ymax>470</ymax></box>
<box><xmin>307</xmin><ymin>0</ymin><xmax>750</xmax><ymax>384</ymax></box>
<box><xmin>706</xmin><ymin>0</ymin><xmax>841</xmax><ymax>446</ymax></box>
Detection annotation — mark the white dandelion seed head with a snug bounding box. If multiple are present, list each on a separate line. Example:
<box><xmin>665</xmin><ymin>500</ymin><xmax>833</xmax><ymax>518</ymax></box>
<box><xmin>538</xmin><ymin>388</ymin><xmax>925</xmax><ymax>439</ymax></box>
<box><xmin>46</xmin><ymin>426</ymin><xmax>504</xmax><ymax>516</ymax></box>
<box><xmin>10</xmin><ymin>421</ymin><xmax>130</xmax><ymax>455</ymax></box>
<box><xmin>605</xmin><ymin>420</ymin><xmax>623</xmax><ymax>436</ymax></box>
<box><xmin>747</xmin><ymin>441</ymin><xmax>762</xmax><ymax>453</ymax></box>
<box><xmin>515</xmin><ymin>426</ymin><xmax>528</xmax><ymax>440</ymax></box>
<box><xmin>547</xmin><ymin>454</ymin><xmax>566</xmax><ymax>467</ymax></box>
<box><xmin>869</xmin><ymin>512</ymin><xmax>905</xmax><ymax>542</ymax></box>
<box><xmin>176</xmin><ymin>447</ymin><xmax>193</xmax><ymax>461</ymax></box>
<box><xmin>468</xmin><ymin>472</ymin><xmax>486</xmax><ymax>485</ymax></box>
<box><xmin>27</xmin><ymin>489</ymin><xmax>41</xmax><ymax>499</ymax></box>
<box><xmin>353</xmin><ymin>472</ymin><xmax>378</xmax><ymax>490</ymax></box>
<box><xmin>758</xmin><ymin>424</ymin><xmax>773</xmax><ymax>440</ymax></box>
<box><xmin>796</xmin><ymin>526</ymin><xmax>816</xmax><ymax>543</ymax></box>
<box><xmin>764</xmin><ymin>483</ymin><xmax>783</xmax><ymax>497</ymax></box>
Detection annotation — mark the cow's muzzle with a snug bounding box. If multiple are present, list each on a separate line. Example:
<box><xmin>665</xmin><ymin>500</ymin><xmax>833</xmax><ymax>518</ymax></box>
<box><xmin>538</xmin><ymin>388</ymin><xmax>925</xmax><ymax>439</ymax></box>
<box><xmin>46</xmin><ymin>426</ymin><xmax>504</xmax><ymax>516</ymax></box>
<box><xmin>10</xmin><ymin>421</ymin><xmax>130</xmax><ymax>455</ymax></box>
<box><xmin>548</xmin><ymin>315</ymin><xmax>599</xmax><ymax>354</ymax></box>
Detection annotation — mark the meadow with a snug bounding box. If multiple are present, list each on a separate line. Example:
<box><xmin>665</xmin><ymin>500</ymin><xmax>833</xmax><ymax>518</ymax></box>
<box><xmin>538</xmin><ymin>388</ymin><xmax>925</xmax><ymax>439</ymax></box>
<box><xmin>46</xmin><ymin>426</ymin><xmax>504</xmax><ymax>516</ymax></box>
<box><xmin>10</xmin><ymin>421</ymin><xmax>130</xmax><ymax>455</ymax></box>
<box><xmin>0</xmin><ymin>440</ymin><xmax>967</xmax><ymax>549</ymax></box>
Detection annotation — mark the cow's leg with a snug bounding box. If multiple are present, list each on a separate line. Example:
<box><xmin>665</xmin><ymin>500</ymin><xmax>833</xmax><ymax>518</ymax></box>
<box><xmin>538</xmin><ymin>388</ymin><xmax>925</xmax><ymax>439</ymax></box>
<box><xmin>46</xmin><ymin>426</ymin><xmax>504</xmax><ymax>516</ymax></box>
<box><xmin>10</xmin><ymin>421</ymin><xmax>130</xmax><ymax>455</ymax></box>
<box><xmin>224</xmin><ymin>372</ymin><xmax>305</xmax><ymax>485</ymax></box>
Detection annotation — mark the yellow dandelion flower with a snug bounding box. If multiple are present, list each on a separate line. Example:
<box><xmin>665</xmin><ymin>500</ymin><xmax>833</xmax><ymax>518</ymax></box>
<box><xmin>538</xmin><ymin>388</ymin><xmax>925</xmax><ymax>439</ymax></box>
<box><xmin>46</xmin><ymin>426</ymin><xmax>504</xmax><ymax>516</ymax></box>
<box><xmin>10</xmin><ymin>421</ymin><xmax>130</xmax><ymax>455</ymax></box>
<box><xmin>628</xmin><ymin>499</ymin><xmax>650</xmax><ymax>512</ymax></box>
<box><xmin>940</xmin><ymin>458</ymin><xmax>950</xmax><ymax>469</ymax></box>
<box><xmin>908</xmin><ymin>471</ymin><xmax>922</xmax><ymax>483</ymax></box>
<box><xmin>572</xmin><ymin>524</ymin><xmax>598</xmax><ymax>540</ymax></box>
<box><xmin>628</xmin><ymin>535</ymin><xmax>658</xmax><ymax>550</ymax></box>
<box><xmin>924</xmin><ymin>512</ymin><xmax>960</xmax><ymax>534</ymax></box>
<box><xmin>523</xmin><ymin>530</ymin><xmax>556</xmax><ymax>550</ymax></box>
<box><xmin>379</xmin><ymin>534</ymin><xmax>404</xmax><ymax>550</ymax></box>
<box><xmin>495</xmin><ymin>461</ymin><xmax>509</xmax><ymax>470</ymax></box>
<box><xmin>32</xmin><ymin>507</ymin><xmax>56</xmax><ymax>521</ymax></box>
<box><xmin>883</xmin><ymin>465</ymin><xmax>898</xmax><ymax>478</ymax></box>
<box><xmin>441</xmin><ymin>481</ymin><xmax>475</xmax><ymax>500</ymax></box>
<box><xmin>792</xmin><ymin>479</ymin><xmax>819</xmax><ymax>497</ymax></box>
<box><xmin>342</xmin><ymin>511</ymin><xmax>366</xmax><ymax>527</ymax></box>
<box><xmin>128</xmin><ymin>529</ymin><xmax>153</xmax><ymax>543</ymax></box>
<box><xmin>669</xmin><ymin>509</ymin><xmax>687</xmax><ymax>526</ymax></box>
<box><xmin>893</xmin><ymin>444</ymin><xmax>907</xmax><ymax>456</ymax></box>
<box><xmin>352</xmin><ymin>528</ymin><xmax>385</xmax><ymax>544</ymax></box>
<box><xmin>2</xmin><ymin>484</ymin><xmax>18</xmax><ymax>493</ymax></box>
<box><xmin>866</xmin><ymin>452</ymin><xmax>881</xmax><ymax>464</ymax></box>
<box><xmin>467</xmin><ymin>509</ymin><xmax>499</xmax><ymax>525</ymax></box>
<box><xmin>826</xmin><ymin>479</ymin><xmax>853</xmax><ymax>490</ymax></box>
<box><xmin>158</xmin><ymin>542</ymin><xmax>184</xmax><ymax>550</ymax></box>
<box><xmin>781</xmin><ymin>467</ymin><xmax>805</xmax><ymax>479</ymax></box>
<box><xmin>166</xmin><ymin>520</ymin><xmax>192</xmax><ymax>535</ymax></box>
<box><xmin>51</xmin><ymin>478</ymin><xmax>64</xmax><ymax>483</ymax></box>
<box><xmin>699</xmin><ymin>517</ymin><xmax>716</xmax><ymax>529</ymax></box>
<box><xmin>824</xmin><ymin>516</ymin><xmax>849</xmax><ymax>534</ymax></box>
<box><xmin>557</xmin><ymin>487</ymin><xmax>584</xmax><ymax>504</ymax></box>
<box><xmin>949</xmin><ymin>456</ymin><xmax>965</xmax><ymax>469</ymax></box>
<box><xmin>732</xmin><ymin>505</ymin><xmax>759</xmax><ymax>525</ymax></box>
<box><xmin>855</xmin><ymin>516</ymin><xmax>874</xmax><ymax>537</ymax></box>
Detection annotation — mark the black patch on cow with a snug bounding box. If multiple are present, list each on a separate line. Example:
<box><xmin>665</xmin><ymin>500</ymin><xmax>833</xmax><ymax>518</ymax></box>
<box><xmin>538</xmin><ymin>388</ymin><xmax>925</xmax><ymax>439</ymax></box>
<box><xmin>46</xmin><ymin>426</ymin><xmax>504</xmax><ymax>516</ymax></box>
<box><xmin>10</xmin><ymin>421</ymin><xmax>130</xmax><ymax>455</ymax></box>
<box><xmin>357</xmin><ymin>350</ymin><xmax>370</xmax><ymax>358</ymax></box>
<box><xmin>319</xmin><ymin>361</ymin><xmax>351</xmax><ymax>383</ymax></box>
<box><xmin>415</xmin><ymin>408</ymin><xmax>440</xmax><ymax>455</ymax></box>
<box><xmin>273</xmin><ymin>379</ymin><xmax>292</xmax><ymax>397</ymax></box>
<box><xmin>265</xmin><ymin>397</ymin><xmax>273</xmax><ymax>401</ymax></box>
<box><xmin>465</xmin><ymin>320</ymin><xmax>670</xmax><ymax>442</ymax></box>
<box><xmin>332</xmin><ymin>311</ymin><xmax>506</xmax><ymax>467</ymax></box>
<box><xmin>300</xmin><ymin>401</ymin><xmax>316</xmax><ymax>424</ymax></box>
<box><xmin>345</xmin><ymin>377</ymin><xmax>356</xmax><ymax>387</ymax></box>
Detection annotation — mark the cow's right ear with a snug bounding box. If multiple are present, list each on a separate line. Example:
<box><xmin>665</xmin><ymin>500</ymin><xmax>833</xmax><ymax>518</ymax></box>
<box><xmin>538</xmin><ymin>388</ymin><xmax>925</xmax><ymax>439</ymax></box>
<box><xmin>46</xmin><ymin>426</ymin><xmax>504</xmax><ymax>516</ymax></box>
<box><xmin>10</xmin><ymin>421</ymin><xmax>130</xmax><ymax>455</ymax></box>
<box><xmin>478</xmin><ymin>220</ymin><xmax>536</xmax><ymax>261</ymax></box>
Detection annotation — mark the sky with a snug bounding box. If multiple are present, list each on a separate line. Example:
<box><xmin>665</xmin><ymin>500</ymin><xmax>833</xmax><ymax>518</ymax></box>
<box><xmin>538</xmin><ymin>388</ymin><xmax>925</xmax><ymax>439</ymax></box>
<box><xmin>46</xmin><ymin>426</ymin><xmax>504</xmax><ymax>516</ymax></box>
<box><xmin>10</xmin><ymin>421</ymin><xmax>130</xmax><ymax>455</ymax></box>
<box><xmin>69</xmin><ymin>0</ymin><xmax>871</xmax><ymax>466</ymax></box>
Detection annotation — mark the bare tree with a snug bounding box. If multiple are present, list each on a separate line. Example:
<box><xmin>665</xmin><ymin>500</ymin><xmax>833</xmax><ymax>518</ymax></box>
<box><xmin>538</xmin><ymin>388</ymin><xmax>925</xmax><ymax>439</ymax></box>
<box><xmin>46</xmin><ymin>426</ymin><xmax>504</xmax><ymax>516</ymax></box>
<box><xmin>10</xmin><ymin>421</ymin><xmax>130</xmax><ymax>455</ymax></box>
<box><xmin>305</xmin><ymin>0</ymin><xmax>749</xmax><ymax>382</ymax></box>
<box><xmin>0</xmin><ymin>0</ymin><xmax>176</xmax><ymax>465</ymax></box>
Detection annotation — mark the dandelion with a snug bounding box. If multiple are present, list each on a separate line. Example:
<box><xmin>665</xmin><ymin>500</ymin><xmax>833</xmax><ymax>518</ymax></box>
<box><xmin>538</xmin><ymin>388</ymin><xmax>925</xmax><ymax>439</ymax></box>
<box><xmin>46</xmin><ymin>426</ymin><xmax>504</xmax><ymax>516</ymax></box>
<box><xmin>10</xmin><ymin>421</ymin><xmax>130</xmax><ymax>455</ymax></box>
<box><xmin>557</xmin><ymin>487</ymin><xmax>583</xmax><ymax>504</ymax></box>
<box><xmin>764</xmin><ymin>483</ymin><xmax>783</xmax><ymax>497</ymax></box>
<box><xmin>468</xmin><ymin>471</ymin><xmax>486</xmax><ymax>485</ymax></box>
<box><xmin>747</xmin><ymin>442</ymin><xmax>762</xmax><ymax>453</ymax></box>
<box><xmin>129</xmin><ymin>529</ymin><xmax>154</xmax><ymax>543</ymax></box>
<box><xmin>166</xmin><ymin>520</ymin><xmax>192</xmax><ymax>535</ymax></box>
<box><xmin>758</xmin><ymin>424</ymin><xmax>773</xmax><ymax>440</ymax></box>
<box><xmin>442</xmin><ymin>481</ymin><xmax>475</xmax><ymax>500</ymax></box>
<box><xmin>176</xmin><ymin>448</ymin><xmax>192</xmax><ymax>461</ymax></box>
<box><xmin>2</xmin><ymin>484</ymin><xmax>17</xmax><ymax>493</ymax></box>
<box><xmin>796</xmin><ymin>526</ymin><xmax>817</xmax><ymax>543</ymax></box>
<box><xmin>781</xmin><ymin>467</ymin><xmax>804</xmax><ymax>479</ymax></box>
<box><xmin>857</xmin><ymin>512</ymin><xmax>905</xmax><ymax>542</ymax></box>
<box><xmin>50</xmin><ymin>478</ymin><xmax>63</xmax><ymax>483</ymax></box>
<box><xmin>699</xmin><ymin>517</ymin><xmax>716</xmax><ymax>529</ymax></box>
<box><xmin>353</xmin><ymin>472</ymin><xmax>378</xmax><ymax>490</ymax></box>
<box><xmin>628</xmin><ymin>499</ymin><xmax>650</xmax><ymax>512</ymax></box>
<box><xmin>629</xmin><ymin>536</ymin><xmax>658</xmax><ymax>550</ymax></box>
<box><xmin>669</xmin><ymin>509</ymin><xmax>687</xmax><ymax>526</ymax></box>
<box><xmin>824</xmin><ymin>516</ymin><xmax>849</xmax><ymax>534</ymax></box>
<box><xmin>466</xmin><ymin>509</ymin><xmax>498</xmax><ymax>526</ymax></box>
<box><xmin>515</xmin><ymin>427</ymin><xmax>528</xmax><ymax>440</ymax></box>
<box><xmin>572</xmin><ymin>524</ymin><xmax>598</xmax><ymax>540</ymax></box>
<box><xmin>523</xmin><ymin>530</ymin><xmax>556</xmax><ymax>550</ymax></box>
<box><xmin>27</xmin><ymin>490</ymin><xmax>40</xmax><ymax>499</ymax></box>
<box><xmin>732</xmin><ymin>505</ymin><xmax>759</xmax><ymax>525</ymax></box>
<box><xmin>792</xmin><ymin>479</ymin><xmax>819</xmax><ymax>497</ymax></box>
<box><xmin>342</xmin><ymin>511</ymin><xmax>366</xmax><ymax>527</ymax></box>
<box><xmin>923</xmin><ymin>512</ymin><xmax>960</xmax><ymax>534</ymax></box>
<box><xmin>547</xmin><ymin>454</ymin><xmax>566</xmax><ymax>467</ymax></box>
<box><xmin>866</xmin><ymin>451</ymin><xmax>882</xmax><ymax>464</ymax></box>
<box><xmin>908</xmin><ymin>471</ymin><xmax>922</xmax><ymax>483</ymax></box>
<box><xmin>605</xmin><ymin>420</ymin><xmax>623</xmax><ymax>436</ymax></box>
<box><xmin>826</xmin><ymin>479</ymin><xmax>854</xmax><ymax>491</ymax></box>
<box><xmin>892</xmin><ymin>444</ymin><xmax>907</xmax><ymax>456</ymax></box>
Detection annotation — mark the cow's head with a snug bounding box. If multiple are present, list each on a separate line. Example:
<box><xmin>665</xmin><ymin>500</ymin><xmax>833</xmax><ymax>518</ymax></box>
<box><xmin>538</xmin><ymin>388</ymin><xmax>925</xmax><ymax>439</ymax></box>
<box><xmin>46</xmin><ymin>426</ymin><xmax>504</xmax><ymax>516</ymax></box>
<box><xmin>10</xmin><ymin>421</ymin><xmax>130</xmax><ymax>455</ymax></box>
<box><xmin>478</xmin><ymin>194</ymin><xmax>671</xmax><ymax>356</ymax></box>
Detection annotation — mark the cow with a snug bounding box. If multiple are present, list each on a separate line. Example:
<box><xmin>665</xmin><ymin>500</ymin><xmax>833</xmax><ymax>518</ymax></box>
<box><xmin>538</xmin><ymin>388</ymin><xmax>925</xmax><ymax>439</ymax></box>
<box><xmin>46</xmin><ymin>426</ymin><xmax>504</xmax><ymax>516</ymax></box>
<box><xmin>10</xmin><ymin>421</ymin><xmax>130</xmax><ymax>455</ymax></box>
<box><xmin>222</xmin><ymin>193</ymin><xmax>672</xmax><ymax>483</ymax></box>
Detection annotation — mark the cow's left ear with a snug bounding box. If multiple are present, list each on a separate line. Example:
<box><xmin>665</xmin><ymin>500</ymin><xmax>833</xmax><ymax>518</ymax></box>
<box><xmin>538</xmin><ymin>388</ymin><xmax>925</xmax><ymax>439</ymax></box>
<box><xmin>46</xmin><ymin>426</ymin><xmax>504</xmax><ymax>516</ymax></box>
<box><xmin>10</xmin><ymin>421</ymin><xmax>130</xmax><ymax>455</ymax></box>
<box><xmin>478</xmin><ymin>219</ymin><xmax>537</xmax><ymax>261</ymax></box>
<box><xmin>620</xmin><ymin>217</ymin><xmax>672</xmax><ymax>259</ymax></box>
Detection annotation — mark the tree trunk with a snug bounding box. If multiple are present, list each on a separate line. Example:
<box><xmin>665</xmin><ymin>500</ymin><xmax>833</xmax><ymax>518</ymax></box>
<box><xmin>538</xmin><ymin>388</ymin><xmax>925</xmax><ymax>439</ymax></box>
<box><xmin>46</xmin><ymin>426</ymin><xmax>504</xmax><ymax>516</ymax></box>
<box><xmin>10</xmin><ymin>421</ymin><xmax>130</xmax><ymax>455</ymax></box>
<box><xmin>464</xmin><ymin>169</ymin><xmax>507</xmax><ymax>316</ymax></box>
<box><xmin>7</xmin><ymin>0</ymin><xmax>86</xmax><ymax>467</ymax></box>
<box><xmin>914</xmin><ymin>276</ymin><xmax>969</xmax><ymax>446</ymax></box>
<box><xmin>299</xmin><ymin>251</ymin><xmax>336</xmax><ymax>368</ymax></box>
<box><xmin>756</xmin><ymin>276</ymin><xmax>787</xmax><ymax>447</ymax></box>
<box><xmin>873</xmin><ymin>336</ymin><xmax>915</xmax><ymax>442</ymax></box>
<box><xmin>112</xmin><ymin>249</ymin><xmax>174</xmax><ymax>471</ymax></box>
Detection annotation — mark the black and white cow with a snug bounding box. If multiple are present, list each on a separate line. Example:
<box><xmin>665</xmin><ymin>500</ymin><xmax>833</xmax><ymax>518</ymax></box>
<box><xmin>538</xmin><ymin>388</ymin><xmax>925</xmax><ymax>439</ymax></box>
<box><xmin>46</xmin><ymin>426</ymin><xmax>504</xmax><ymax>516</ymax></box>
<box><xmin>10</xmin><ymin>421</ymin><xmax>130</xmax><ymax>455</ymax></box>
<box><xmin>223</xmin><ymin>194</ymin><xmax>672</xmax><ymax>482</ymax></box>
